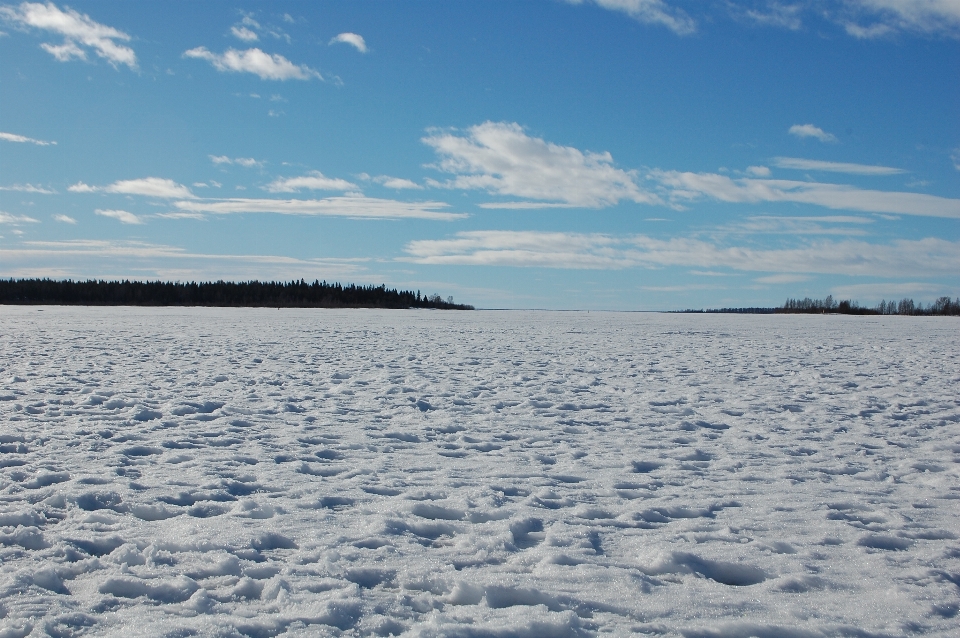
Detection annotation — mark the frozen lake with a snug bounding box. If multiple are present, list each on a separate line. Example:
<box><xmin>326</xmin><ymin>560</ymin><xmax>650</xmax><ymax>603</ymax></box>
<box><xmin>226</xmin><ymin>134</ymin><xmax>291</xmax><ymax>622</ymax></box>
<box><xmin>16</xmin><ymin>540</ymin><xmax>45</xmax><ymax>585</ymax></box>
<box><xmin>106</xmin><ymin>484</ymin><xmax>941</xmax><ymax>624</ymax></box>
<box><xmin>1</xmin><ymin>307</ymin><xmax>958</xmax><ymax>637</ymax></box>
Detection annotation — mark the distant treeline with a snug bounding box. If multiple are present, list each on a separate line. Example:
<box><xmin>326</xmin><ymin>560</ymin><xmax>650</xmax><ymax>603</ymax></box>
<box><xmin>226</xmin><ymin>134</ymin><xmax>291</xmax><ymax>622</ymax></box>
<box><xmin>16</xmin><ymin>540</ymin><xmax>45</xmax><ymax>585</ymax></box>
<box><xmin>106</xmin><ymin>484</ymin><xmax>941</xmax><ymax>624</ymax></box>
<box><xmin>779</xmin><ymin>295</ymin><xmax>959</xmax><ymax>316</ymax></box>
<box><xmin>679</xmin><ymin>307</ymin><xmax>778</xmax><ymax>314</ymax></box>
<box><xmin>678</xmin><ymin>295</ymin><xmax>960</xmax><ymax>316</ymax></box>
<box><xmin>0</xmin><ymin>278</ymin><xmax>474</xmax><ymax>310</ymax></box>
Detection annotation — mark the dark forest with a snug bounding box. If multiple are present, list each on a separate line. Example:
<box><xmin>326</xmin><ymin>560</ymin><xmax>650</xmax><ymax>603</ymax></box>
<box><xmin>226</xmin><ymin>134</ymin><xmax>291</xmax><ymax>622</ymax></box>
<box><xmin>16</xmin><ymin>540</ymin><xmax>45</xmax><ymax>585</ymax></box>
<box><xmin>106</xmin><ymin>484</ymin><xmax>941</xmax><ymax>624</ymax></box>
<box><xmin>0</xmin><ymin>279</ymin><xmax>474</xmax><ymax>310</ymax></box>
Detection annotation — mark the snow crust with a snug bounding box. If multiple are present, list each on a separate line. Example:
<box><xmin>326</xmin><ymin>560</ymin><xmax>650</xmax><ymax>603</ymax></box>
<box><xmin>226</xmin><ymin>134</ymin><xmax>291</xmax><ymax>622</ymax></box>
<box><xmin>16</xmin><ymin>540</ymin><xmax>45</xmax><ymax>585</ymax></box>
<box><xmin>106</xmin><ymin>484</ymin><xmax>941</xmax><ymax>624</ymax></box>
<box><xmin>1</xmin><ymin>306</ymin><xmax>958</xmax><ymax>637</ymax></box>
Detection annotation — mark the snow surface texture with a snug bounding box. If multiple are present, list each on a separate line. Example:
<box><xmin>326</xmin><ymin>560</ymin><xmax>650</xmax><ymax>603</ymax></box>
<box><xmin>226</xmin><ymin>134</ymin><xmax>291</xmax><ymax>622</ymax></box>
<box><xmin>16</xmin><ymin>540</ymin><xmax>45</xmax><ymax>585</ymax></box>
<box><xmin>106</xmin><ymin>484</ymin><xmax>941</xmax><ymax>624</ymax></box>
<box><xmin>1</xmin><ymin>307</ymin><xmax>958</xmax><ymax>638</ymax></box>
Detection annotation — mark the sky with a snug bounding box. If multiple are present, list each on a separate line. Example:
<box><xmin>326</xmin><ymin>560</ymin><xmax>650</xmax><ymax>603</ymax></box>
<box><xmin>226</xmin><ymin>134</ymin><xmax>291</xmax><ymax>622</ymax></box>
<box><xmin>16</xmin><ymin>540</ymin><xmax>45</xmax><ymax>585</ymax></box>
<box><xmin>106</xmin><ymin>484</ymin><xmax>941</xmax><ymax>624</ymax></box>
<box><xmin>1</xmin><ymin>1</ymin><xmax>958</xmax><ymax>310</ymax></box>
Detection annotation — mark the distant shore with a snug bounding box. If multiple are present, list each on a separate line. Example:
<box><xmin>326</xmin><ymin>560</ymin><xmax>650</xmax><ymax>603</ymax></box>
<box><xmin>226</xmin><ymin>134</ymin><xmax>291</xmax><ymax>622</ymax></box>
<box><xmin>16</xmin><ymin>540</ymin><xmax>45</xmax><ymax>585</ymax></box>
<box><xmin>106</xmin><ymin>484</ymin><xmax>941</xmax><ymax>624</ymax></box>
<box><xmin>0</xmin><ymin>278</ymin><xmax>474</xmax><ymax>310</ymax></box>
<box><xmin>679</xmin><ymin>295</ymin><xmax>960</xmax><ymax>316</ymax></box>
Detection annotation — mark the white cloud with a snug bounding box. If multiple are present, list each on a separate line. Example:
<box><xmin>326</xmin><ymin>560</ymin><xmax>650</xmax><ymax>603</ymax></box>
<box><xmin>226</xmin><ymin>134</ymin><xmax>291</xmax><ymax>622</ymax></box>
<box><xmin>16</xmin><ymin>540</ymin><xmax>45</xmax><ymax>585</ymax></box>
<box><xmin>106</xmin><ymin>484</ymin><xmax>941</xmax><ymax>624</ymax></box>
<box><xmin>569</xmin><ymin>0</ymin><xmax>697</xmax><ymax>35</ymax></box>
<box><xmin>183</xmin><ymin>47</ymin><xmax>321</xmax><ymax>81</ymax></box>
<box><xmin>52</xmin><ymin>213</ymin><xmax>75</xmax><ymax>224</ymax></box>
<box><xmin>843</xmin><ymin>21</ymin><xmax>894</xmax><ymax>37</ymax></box>
<box><xmin>5</xmin><ymin>239</ymin><xmax>368</xmax><ymax>282</ymax></box>
<box><xmin>0</xmin><ymin>183</ymin><xmax>55</xmax><ymax>194</ymax></box>
<box><xmin>746</xmin><ymin>165</ymin><xmax>771</xmax><ymax>177</ymax></box>
<box><xmin>830</xmin><ymin>281</ymin><xmax>956</xmax><ymax>300</ymax></box>
<box><xmin>380</xmin><ymin>177</ymin><xmax>422</xmax><ymax>190</ymax></box>
<box><xmin>70</xmin><ymin>177</ymin><xmax>195</xmax><ymax>199</ymax></box>
<box><xmin>329</xmin><ymin>32</ymin><xmax>367</xmax><ymax>52</ymax></box>
<box><xmin>0</xmin><ymin>1</ymin><xmax>137</xmax><ymax>69</ymax></box>
<box><xmin>264</xmin><ymin>172</ymin><xmax>357</xmax><ymax>193</ymax></box>
<box><xmin>66</xmin><ymin>181</ymin><xmax>95</xmax><ymax>193</ymax></box>
<box><xmin>107</xmin><ymin>178</ymin><xmax>194</xmax><ymax>199</ymax></box>
<box><xmin>41</xmin><ymin>39</ymin><xmax>83</xmax><ymax>60</ymax></box>
<box><xmin>842</xmin><ymin>0</ymin><xmax>960</xmax><ymax>38</ymax></box>
<box><xmin>0</xmin><ymin>211</ymin><xmax>40</xmax><ymax>224</ymax></box>
<box><xmin>364</xmin><ymin>175</ymin><xmax>423</xmax><ymax>190</ymax></box>
<box><xmin>952</xmin><ymin>148</ymin><xmax>960</xmax><ymax>171</ymax></box>
<box><xmin>406</xmin><ymin>231</ymin><xmax>637</xmax><ymax>269</ymax></box>
<box><xmin>0</xmin><ymin>131</ymin><xmax>56</xmax><ymax>145</ymax></box>
<box><xmin>788</xmin><ymin>124</ymin><xmax>837</xmax><ymax>142</ymax></box>
<box><xmin>725</xmin><ymin>2</ymin><xmax>960</xmax><ymax>39</ymax></box>
<box><xmin>423</xmin><ymin>121</ymin><xmax>658</xmax><ymax>207</ymax></box>
<box><xmin>96</xmin><ymin>209</ymin><xmax>142</xmax><ymax>224</ymax></box>
<box><xmin>730</xmin><ymin>215</ymin><xmax>871</xmax><ymax>236</ymax></box>
<box><xmin>231</xmin><ymin>26</ymin><xmax>258</xmax><ymax>42</ymax></box>
<box><xmin>754</xmin><ymin>274</ymin><xmax>811</xmax><ymax>284</ymax></box>
<box><xmin>735</xmin><ymin>2</ymin><xmax>804</xmax><ymax>30</ymax></box>
<box><xmin>403</xmin><ymin>230</ymin><xmax>960</xmax><ymax>278</ymax></box>
<box><xmin>173</xmin><ymin>197</ymin><xmax>466</xmax><ymax>221</ymax></box>
<box><xmin>759</xmin><ymin>214</ymin><xmax>873</xmax><ymax>224</ymax></box>
<box><xmin>154</xmin><ymin>211</ymin><xmax>205</xmax><ymax>220</ymax></box>
<box><xmin>773</xmin><ymin>157</ymin><xmax>905</xmax><ymax>175</ymax></box>
<box><xmin>477</xmin><ymin>201</ymin><xmax>580</xmax><ymax>209</ymax></box>
<box><xmin>651</xmin><ymin>170</ymin><xmax>960</xmax><ymax>218</ymax></box>
<box><xmin>209</xmin><ymin>155</ymin><xmax>262</xmax><ymax>167</ymax></box>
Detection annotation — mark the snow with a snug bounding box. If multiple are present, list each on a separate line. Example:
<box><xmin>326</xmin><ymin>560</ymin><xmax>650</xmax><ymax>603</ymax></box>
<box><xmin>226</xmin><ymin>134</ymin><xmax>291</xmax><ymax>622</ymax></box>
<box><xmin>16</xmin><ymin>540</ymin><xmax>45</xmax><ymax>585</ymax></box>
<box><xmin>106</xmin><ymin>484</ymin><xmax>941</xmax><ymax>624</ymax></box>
<box><xmin>0</xmin><ymin>306</ymin><xmax>958</xmax><ymax>637</ymax></box>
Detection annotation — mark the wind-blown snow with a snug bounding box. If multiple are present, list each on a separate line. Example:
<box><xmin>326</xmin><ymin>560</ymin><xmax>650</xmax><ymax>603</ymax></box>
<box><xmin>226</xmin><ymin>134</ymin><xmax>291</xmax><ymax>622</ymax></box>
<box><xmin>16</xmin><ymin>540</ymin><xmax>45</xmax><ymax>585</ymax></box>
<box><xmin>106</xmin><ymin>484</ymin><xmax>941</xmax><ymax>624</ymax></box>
<box><xmin>1</xmin><ymin>307</ymin><xmax>958</xmax><ymax>637</ymax></box>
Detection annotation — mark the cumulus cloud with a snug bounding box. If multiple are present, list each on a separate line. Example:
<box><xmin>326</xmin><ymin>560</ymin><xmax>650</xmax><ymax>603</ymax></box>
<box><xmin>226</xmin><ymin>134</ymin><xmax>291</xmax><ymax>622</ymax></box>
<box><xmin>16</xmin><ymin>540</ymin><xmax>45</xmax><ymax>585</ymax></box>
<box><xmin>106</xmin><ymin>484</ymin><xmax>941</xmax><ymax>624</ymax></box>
<box><xmin>404</xmin><ymin>230</ymin><xmax>960</xmax><ymax>278</ymax></box>
<box><xmin>569</xmin><ymin>0</ymin><xmax>696</xmax><ymax>35</ymax></box>
<box><xmin>0</xmin><ymin>1</ymin><xmax>137</xmax><ymax>68</ymax></box>
<box><xmin>788</xmin><ymin>124</ymin><xmax>837</xmax><ymax>143</ymax></box>
<box><xmin>329</xmin><ymin>32</ymin><xmax>367</xmax><ymax>52</ymax></box>
<box><xmin>69</xmin><ymin>177</ymin><xmax>195</xmax><ymax>199</ymax></box>
<box><xmin>0</xmin><ymin>211</ymin><xmax>40</xmax><ymax>224</ymax></box>
<box><xmin>96</xmin><ymin>209</ymin><xmax>142</xmax><ymax>224</ymax></box>
<box><xmin>0</xmin><ymin>131</ymin><xmax>56</xmax><ymax>145</ymax></box>
<box><xmin>0</xmin><ymin>183</ymin><xmax>55</xmax><ymax>194</ymax></box>
<box><xmin>378</xmin><ymin>177</ymin><xmax>423</xmax><ymax>190</ymax></box>
<box><xmin>66</xmin><ymin>181</ymin><xmax>95</xmax><ymax>193</ymax></box>
<box><xmin>183</xmin><ymin>47</ymin><xmax>321</xmax><ymax>81</ymax></box>
<box><xmin>423</xmin><ymin>121</ymin><xmax>658</xmax><ymax>208</ymax></box>
<box><xmin>231</xmin><ymin>26</ymin><xmax>258</xmax><ymax>42</ymax></box>
<box><xmin>773</xmin><ymin>157</ymin><xmax>905</xmax><ymax>175</ymax></box>
<box><xmin>651</xmin><ymin>170</ymin><xmax>960</xmax><ymax>218</ymax></box>
<box><xmin>264</xmin><ymin>172</ymin><xmax>357</xmax><ymax>193</ymax></box>
<box><xmin>361</xmin><ymin>174</ymin><xmax>423</xmax><ymax>190</ymax></box>
<box><xmin>173</xmin><ymin>197</ymin><xmax>466</xmax><ymax>221</ymax></box>
<box><xmin>52</xmin><ymin>214</ymin><xmax>76</xmax><ymax>224</ymax></box>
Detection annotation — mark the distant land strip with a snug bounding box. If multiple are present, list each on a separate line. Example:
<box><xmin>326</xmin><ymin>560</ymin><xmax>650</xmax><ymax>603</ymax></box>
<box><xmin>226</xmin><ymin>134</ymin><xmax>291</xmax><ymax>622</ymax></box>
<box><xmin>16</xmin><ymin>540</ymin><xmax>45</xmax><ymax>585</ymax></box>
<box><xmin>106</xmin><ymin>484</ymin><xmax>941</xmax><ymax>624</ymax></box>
<box><xmin>680</xmin><ymin>295</ymin><xmax>960</xmax><ymax>316</ymax></box>
<box><xmin>0</xmin><ymin>278</ymin><xmax>474</xmax><ymax>310</ymax></box>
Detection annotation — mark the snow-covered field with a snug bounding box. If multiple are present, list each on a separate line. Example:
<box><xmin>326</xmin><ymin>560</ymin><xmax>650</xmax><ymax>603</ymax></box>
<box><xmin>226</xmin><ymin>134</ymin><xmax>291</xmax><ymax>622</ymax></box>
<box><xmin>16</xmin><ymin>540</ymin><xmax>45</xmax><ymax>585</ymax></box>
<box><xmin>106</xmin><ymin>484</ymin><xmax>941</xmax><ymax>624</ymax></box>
<box><xmin>1</xmin><ymin>307</ymin><xmax>958</xmax><ymax>638</ymax></box>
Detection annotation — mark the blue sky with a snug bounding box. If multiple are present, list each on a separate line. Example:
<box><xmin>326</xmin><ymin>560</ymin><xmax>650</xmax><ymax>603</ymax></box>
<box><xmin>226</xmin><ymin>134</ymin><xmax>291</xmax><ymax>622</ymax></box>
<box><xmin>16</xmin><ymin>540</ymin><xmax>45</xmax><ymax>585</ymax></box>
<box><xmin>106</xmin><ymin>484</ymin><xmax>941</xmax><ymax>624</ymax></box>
<box><xmin>1</xmin><ymin>1</ymin><xmax>958</xmax><ymax>310</ymax></box>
